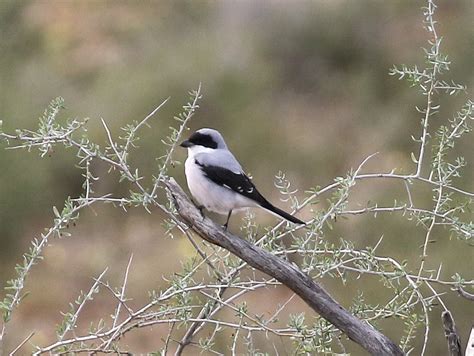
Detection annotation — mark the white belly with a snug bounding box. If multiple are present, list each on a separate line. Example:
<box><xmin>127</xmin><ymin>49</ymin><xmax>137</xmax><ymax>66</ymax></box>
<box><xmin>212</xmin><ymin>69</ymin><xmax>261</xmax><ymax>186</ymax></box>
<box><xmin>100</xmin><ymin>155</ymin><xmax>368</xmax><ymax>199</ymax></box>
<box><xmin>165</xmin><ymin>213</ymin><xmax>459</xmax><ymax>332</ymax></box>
<box><xmin>185</xmin><ymin>158</ymin><xmax>257</xmax><ymax>215</ymax></box>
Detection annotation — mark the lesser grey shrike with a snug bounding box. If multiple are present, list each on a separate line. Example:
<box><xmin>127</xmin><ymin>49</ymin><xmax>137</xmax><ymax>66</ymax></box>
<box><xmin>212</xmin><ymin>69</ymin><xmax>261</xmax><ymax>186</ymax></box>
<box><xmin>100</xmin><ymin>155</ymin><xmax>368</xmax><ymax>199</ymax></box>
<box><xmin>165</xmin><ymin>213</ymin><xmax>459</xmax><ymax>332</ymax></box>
<box><xmin>180</xmin><ymin>128</ymin><xmax>305</xmax><ymax>230</ymax></box>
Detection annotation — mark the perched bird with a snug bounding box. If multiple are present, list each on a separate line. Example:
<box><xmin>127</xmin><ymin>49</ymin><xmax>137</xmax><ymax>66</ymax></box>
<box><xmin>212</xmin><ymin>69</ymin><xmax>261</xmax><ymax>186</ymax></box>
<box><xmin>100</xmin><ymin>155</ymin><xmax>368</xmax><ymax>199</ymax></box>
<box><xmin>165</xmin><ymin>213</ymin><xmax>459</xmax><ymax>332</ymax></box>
<box><xmin>180</xmin><ymin>128</ymin><xmax>304</xmax><ymax>229</ymax></box>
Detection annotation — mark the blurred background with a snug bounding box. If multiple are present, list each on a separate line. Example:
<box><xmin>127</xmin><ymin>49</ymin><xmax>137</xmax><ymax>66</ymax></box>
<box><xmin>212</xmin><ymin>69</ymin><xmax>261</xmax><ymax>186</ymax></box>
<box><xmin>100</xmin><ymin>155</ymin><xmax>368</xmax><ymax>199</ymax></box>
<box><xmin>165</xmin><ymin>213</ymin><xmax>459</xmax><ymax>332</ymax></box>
<box><xmin>0</xmin><ymin>0</ymin><xmax>473</xmax><ymax>354</ymax></box>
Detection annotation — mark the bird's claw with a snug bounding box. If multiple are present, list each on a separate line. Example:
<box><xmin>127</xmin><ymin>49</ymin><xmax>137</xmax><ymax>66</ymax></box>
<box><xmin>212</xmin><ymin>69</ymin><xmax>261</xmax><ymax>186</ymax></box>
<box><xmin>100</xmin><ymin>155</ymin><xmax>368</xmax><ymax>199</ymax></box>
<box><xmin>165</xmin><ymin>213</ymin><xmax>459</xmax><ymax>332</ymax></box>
<box><xmin>198</xmin><ymin>205</ymin><xmax>205</xmax><ymax>220</ymax></box>
<box><xmin>191</xmin><ymin>199</ymin><xmax>205</xmax><ymax>220</ymax></box>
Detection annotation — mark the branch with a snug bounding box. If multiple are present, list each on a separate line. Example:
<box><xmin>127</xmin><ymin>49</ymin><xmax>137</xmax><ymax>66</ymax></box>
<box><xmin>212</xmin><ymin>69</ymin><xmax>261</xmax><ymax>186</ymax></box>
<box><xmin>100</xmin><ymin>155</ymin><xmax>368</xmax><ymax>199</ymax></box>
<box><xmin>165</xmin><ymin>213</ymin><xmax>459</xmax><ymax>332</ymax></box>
<box><xmin>441</xmin><ymin>311</ymin><xmax>462</xmax><ymax>356</ymax></box>
<box><xmin>457</xmin><ymin>286</ymin><xmax>474</xmax><ymax>301</ymax></box>
<box><xmin>164</xmin><ymin>178</ymin><xmax>404</xmax><ymax>356</ymax></box>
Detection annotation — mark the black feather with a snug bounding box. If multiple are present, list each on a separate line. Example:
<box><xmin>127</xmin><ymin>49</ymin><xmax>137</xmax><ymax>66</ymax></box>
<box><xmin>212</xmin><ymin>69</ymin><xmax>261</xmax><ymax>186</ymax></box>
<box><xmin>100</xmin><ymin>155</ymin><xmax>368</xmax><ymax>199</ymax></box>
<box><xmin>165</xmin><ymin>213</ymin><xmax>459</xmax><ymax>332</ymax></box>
<box><xmin>196</xmin><ymin>160</ymin><xmax>267</xmax><ymax>205</ymax></box>
<box><xmin>195</xmin><ymin>160</ymin><xmax>304</xmax><ymax>225</ymax></box>
<box><xmin>188</xmin><ymin>132</ymin><xmax>218</xmax><ymax>149</ymax></box>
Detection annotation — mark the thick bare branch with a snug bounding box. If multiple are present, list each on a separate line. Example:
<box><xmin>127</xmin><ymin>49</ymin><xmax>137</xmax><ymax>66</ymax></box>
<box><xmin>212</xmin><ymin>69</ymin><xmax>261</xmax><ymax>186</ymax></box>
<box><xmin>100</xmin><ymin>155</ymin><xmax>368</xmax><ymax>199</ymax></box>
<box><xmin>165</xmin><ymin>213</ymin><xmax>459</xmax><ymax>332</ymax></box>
<box><xmin>441</xmin><ymin>311</ymin><xmax>462</xmax><ymax>356</ymax></box>
<box><xmin>165</xmin><ymin>178</ymin><xmax>404</xmax><ymax>356</ymax></box>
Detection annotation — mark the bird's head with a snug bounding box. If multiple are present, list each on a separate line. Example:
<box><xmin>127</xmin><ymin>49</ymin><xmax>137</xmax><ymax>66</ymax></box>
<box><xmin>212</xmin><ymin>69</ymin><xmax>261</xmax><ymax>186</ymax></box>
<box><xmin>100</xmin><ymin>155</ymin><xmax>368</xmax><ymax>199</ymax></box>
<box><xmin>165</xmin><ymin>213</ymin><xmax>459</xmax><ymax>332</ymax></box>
<box><xmin>180</xmin><ymin>128</ymin><xmax>228</xmax><ymax>153</ymax></box>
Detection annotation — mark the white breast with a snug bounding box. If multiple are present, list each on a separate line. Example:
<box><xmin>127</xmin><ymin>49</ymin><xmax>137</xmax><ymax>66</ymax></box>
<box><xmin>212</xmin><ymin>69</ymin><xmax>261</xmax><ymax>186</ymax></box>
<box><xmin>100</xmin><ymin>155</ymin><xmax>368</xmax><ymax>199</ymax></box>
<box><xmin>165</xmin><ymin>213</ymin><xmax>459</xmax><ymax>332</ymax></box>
<box><xmin>184</xmin><ymin>154</ymin><xmax>257</xmax><ymax>215</ymax></box>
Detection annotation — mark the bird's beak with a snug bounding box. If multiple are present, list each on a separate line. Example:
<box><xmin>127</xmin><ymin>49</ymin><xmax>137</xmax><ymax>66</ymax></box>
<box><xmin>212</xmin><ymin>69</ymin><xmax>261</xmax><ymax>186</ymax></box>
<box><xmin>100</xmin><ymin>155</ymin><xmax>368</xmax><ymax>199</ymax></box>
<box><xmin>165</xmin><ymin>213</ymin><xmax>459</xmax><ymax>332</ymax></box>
<box><xmin>180</xmin><ymin>140</ymin><xmax>193</xmax><ymax>148</ymax></box>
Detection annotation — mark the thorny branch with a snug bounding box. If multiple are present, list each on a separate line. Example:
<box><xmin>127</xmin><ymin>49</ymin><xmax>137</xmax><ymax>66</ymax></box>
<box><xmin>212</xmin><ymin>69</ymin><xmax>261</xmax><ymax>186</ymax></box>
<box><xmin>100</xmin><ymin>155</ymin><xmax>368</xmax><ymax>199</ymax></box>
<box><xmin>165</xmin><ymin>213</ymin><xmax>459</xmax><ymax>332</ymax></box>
<box><xmin>0</xmin><ymin>1</ymin><xmax>473</xmax><ymax>354</ymax></box>
<box><xmin>165</xmin><ymin>177</ymin><xmax>404</xmax><ymax>356</ymax></box>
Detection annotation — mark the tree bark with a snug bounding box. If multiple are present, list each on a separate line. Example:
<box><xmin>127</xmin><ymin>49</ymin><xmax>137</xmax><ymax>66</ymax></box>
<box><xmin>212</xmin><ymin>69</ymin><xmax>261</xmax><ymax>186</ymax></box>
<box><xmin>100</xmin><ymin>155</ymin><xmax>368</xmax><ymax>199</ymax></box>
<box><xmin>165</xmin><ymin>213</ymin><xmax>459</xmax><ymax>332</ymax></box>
<box><xmin>441</xmin><ymin>311</ymin><xmax>462</xmax><ymax>356</ymax></box>
<box><xmin>165</xmin><ymin>178</ymin><xmax>404</xmax><ymax>356</ymax></box>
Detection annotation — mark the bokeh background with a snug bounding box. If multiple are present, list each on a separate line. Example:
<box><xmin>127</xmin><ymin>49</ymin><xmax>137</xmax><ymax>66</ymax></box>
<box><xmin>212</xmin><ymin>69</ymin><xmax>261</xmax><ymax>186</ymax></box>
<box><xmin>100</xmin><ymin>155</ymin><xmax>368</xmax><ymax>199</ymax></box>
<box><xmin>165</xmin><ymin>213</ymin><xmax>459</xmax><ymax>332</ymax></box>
<box><xmin>0</xmin><ymin>1</ymin><xmax>473</xmax><ymax>354</ymax></box>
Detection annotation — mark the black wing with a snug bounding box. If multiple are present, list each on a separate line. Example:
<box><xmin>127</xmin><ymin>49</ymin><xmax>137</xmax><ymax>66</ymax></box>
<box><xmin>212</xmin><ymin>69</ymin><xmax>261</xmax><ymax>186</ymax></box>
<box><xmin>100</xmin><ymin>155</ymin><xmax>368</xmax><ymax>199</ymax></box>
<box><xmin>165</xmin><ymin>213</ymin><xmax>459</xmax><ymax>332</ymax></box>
<box><xmin>195</xmin><ymin>160</ymin><xmax>268</xmax><ymax>206</ymax></box>
<box><xmin>195</xmin><ymin>159</ymin><xmax>305</xmax><ymax>224</ymax></box>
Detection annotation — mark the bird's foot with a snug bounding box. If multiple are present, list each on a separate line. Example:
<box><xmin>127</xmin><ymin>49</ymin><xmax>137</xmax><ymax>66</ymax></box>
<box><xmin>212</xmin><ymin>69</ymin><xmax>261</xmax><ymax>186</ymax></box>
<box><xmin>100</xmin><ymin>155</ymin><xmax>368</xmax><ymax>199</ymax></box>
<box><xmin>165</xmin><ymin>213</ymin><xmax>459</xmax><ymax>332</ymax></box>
<box><xmin>223</xmin><ymin>210</ymin><xmax>232</xmax><ymax>232</ymax></box>
<box><xmin>198</xmin><ymin>205</ymin><xmax>205</xmax><ymax>220</ymax></box>
<box><xmin>191</xmin><ymin>199</ymin><xmax>205</xmax><ymax>220</ymax></box>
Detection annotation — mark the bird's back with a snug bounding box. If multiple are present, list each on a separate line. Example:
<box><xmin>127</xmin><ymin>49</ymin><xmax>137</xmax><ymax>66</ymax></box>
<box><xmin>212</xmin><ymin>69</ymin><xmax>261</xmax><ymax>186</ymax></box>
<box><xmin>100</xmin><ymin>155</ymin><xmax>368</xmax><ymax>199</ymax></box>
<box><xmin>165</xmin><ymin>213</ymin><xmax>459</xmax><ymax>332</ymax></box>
<box><xmin>194</xmin><ymin>149</ymin><xmax>243</xmax><ymax>174</ymax></box>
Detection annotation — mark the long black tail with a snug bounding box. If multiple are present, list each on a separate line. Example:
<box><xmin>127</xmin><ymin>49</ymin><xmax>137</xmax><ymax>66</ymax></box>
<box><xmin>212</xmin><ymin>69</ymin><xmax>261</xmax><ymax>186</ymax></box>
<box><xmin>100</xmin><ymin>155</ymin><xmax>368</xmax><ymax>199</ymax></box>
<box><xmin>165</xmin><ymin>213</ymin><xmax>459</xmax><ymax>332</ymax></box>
<box><xmin>260</xmin><ymin>200</ymin><xmax>305</xmax><ymax>225</ymax></box>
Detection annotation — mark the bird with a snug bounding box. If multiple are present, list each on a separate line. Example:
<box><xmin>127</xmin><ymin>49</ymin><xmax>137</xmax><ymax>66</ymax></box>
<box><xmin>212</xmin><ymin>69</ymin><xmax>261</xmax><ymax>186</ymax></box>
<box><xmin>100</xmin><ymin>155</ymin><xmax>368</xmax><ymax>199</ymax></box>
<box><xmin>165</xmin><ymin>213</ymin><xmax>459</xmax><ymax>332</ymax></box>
<box><xmin>180</xmin><ymin>128</ymin><xmax>305</xmax><ymax>230</ymax></box>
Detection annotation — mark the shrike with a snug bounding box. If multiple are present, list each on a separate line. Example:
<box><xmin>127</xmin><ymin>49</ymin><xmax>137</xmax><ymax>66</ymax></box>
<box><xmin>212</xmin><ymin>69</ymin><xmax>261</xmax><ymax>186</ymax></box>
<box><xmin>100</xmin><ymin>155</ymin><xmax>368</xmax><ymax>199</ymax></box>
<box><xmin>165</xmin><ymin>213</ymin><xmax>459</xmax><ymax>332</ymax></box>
<box><xmin>180</xmin><ymin>128</ymin><xmax>304</xmax><ymax>229</ymax></box>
